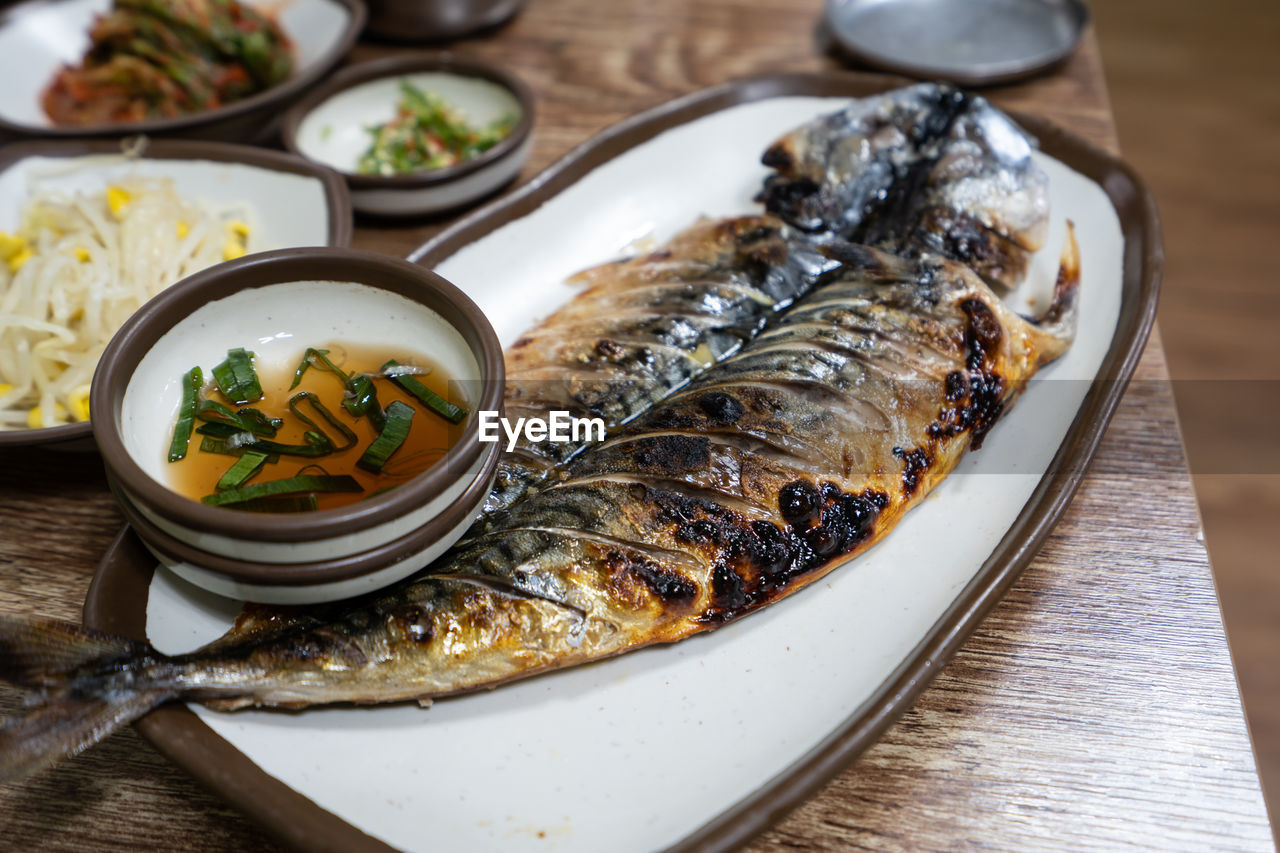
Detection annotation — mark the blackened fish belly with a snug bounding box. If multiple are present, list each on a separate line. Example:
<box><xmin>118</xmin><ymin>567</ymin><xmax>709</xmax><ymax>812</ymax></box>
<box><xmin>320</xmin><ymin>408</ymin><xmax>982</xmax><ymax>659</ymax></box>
<box><xmin>489</xmin><ymin>215</ymin><xmax>838</xmax><ymax>512</ymax></box>
<box><xmin>758</xmin><ymin>83</ymin><xmax>1049</xmax><ymax>292</ymax></box>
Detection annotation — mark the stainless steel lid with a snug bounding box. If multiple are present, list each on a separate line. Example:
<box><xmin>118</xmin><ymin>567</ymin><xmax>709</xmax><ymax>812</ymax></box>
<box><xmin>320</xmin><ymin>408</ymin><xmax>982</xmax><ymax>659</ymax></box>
<box><xmin>823</xmin><ymin>0</ymin><xmax>1089</xmax><ymax>86</ymax></box>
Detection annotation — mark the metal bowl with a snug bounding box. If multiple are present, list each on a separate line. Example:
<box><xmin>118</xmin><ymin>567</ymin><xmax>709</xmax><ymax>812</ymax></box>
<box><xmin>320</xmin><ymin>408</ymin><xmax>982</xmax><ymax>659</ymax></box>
<box><xmin>823</xmin><ymin>0</ymin><xmax>1089</xmax><ymax>86</ymax></box>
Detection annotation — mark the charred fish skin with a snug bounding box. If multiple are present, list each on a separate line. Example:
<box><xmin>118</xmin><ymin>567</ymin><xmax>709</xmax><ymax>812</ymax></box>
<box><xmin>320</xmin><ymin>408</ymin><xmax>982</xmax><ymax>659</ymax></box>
<box><xmin>758</xmin><ymin>84</ymin><xmax>964</xmax><ymax>235</ymax></box>
<box><xmin>758</xmin><ymin>84</ymin><xmax>1049</xmax><ymax>291</ymax></box>
<box><xmin>488</xmin><ymin>215</ymin><xmax>841</xmax><ymax>513</ymax></box>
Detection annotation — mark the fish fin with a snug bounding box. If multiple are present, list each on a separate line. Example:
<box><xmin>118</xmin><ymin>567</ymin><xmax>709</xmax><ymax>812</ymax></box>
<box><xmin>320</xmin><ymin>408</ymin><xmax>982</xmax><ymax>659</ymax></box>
<box><xmin>0</xmin><ymin>615</ymin><xmax>172</xmax><ymax>782</ymax></box>
<box><xmin>0</xmin><ymin>614</ymin><xmax>149</xmax><ymax>690</ymax></box>
<box><xmin>1027</xmin><ymin>220</ymin><xmax>1080</xmax><ymax>362</ymax></box>
<box><xmin>0</xmin><ymin>689</ymin><xmax>169</xmax><ymax>783</ymax></box>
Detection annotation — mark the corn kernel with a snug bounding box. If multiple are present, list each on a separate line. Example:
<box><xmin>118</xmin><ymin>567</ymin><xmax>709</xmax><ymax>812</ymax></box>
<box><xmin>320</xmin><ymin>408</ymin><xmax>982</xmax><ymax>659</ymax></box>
<box><xmin>8</xmin><ymin>247</ymin><xmax>33</xmax><ymax>272</ymax></box>
<box><xmin>73</xmin><ymin>246</ymin><xmax>91</xmax><ymax>263</ymax></box>
<box><xmin>0</xmin><ymin>231</ymin><xmax>24</xmax><ymax>261</ymax></box>
<box><xmin>223</xmin><ymin>239</ymin><xmax>247</xmax><ymax>261</ymax></box>
<box><xmin>106</xmin><ymin>185</ymin><xmax>132</xmax><ymax>219</ymax></box>
<box><xmin>69</xmin><ymin>386</ymin><xmax>91</xmax><ymax>422</ymax></box>
<box><xmin>27</xmin><ymin>402</ymin><xmax>67</xmax><ymax>429</ymax></box>
<box><xmin>176</xmin><ymin>220</ymin><xmax>190</xmax><ymax>240</ymax></box>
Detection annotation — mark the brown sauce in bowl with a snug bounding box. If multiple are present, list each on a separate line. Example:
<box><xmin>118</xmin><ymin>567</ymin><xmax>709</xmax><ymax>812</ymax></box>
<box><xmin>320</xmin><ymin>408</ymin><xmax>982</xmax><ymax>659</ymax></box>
<box><xmin>167</xmin><ymin>342</ymin><xmax>467</xmax><ymax>512</ymax></box>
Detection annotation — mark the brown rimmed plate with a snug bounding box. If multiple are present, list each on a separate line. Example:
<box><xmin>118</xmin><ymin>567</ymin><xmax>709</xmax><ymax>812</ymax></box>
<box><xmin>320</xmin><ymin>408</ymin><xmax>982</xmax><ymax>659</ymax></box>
<box><xmin>280</xmin><ymin>54</ymin><xmax>536</xmax><ymax>217</ymax></box>
<box><xmin>0</xmin><ymin>138</ymin><xmax>353</xmax><ymax>450</ymax></box>
<box><xmin>0</xmin><ymin>0</ymin><xmax>366</xmax><ymax>143</ymax></box>
<box><xmin>84</xmin><ymin>72</ymin><xmax>1161</xmax><ymax>853</ymax></box>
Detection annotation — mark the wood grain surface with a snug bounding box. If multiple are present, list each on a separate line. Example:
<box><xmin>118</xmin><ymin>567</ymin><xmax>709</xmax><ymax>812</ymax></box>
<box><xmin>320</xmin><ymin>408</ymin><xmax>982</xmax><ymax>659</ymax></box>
<box><xmin>0</xmin><ymin>0</ymin><xmax>1273</xmax><ymax>850</ymax></box>
<box><xmin>1092</xmin><ymin>0</ymin><xmax>1280</xmax><ymax>825</ymax></box>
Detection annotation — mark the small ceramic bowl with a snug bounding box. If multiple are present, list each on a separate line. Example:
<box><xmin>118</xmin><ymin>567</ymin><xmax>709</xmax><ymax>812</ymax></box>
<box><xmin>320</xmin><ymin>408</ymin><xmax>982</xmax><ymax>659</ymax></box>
<box><xmin>108</xmin><ymin>440</ymin><xmax>498</xmax><ymax>603</ymax></box>
<box><xmin>0</xmin><ymin>0</ymin><xmax>365</xmax><ymax>143</ymax></box>
<box><xmin>0</xmin><ymin>138</ymin><xmax>353</xmax><ymax>451</ymax></box>
<box><xmin>91</xmin><ymin>248</ymin><xmax>504</xmax><ymax>604</ymax></box>
<box><xmin>363</xmin><ymin>0</ymin><xmax>524</xmax><ymax>42</ymax></box>
<box><xmin>281</xmin><ymin>55</ymin><xmax>534</xmax><ymax>217</ymax></box>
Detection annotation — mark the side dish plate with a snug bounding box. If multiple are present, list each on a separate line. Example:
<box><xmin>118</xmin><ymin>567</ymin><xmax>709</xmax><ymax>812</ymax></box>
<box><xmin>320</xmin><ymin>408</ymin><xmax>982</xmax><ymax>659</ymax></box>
<box><xmin>0</xmin><ymin>139</ymin><xmax>353</xmax><ymax>449</ymax></box>
<box><xmin>0</xmin><ymin>0</ymin><xmax>365</xmax><ymax>142</ymax></box>
<box><xmin>84</xmin><ymin>73</ymin><xmax>1161</xmax><ymax>853</ymax></box>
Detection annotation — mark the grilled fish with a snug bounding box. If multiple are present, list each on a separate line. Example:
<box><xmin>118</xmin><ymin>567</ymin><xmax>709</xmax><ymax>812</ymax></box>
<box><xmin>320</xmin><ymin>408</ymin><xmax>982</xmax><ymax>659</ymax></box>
<box><xmin>487</xmin><ymin>215</ymin><xmax>838</xmax><ymax>512</ymax></box>
<box><xmin>490</xmin><ymin>85</ymin><xmax>1046</xmax><ymax>512</ymax></box>
<box><xmin>758</xmin><ymin>83</ymin><xmax>1049</xmax><ymax>291</ymax></box>
<box><xmin>0</xmin><ymin>230</ymin><xmax>1078</xmax><ymax>779</ymax></box>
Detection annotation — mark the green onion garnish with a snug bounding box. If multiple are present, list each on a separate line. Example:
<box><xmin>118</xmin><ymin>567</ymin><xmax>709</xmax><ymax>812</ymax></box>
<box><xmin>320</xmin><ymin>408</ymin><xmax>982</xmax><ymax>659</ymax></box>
<box><xmin>195</xmin><ymin>422</ymin><xmax>243</xmax><ymax>438</ymax></box>
<box><xmin>382</xmin><ymin>360</ymin><xmax>467</xmax><ymax>423</ymax></box>
<box><xmin>289</xmin><ymin>347</ymin><xmax>329</xmax><ymax>390</ymax></box>
<box><xmin>236</xmin><ymin>432</ymin><xmax>336</xmax><ymax>457</ymax></box>
<box><xmin>197</xmin><ymin>423</ymin><xmax>336</xmax><ymax>457</ymax></box>
<box><xmin>343</xmin><ymin>373</ymin><xmax>386</xmax><ymax>432</ymax></box>
<box><xmin>198</xmin><ymin>436</ymin><xmax>280</xmax><ymax>463</ymax></box>
<box><xmin>291</xmin><ymin>347</ymin><xmax>385</xmax><ymax>431</ymax></box>
<box><xmin>202</xmin><ymin>474</ymin><xmax>363</xmax><ymax>507</ymax></box>
<box><xmin>357</xmin><ymin>400</ymin><xmax>414</xmax><ymax>474</ymax></box>
<box><xmin>167</xmin><ymin>366</ymin><xmax>203</xmax><ymax>462</ymax></box>
<box><xmin>215</xmin><ymin>450</ymin><xmax>269</xmax><ymax>491</ymax></box>
<box><xmin>212</xmin><ymin>348</ymin><xmax>263</xmax><ymax>405</ymax></box>
<box><xmin>239</xmin><ymin>495</ymin><xmax>321</xmax><ymax>513</ymax></box>
<box><xmin>196</xmin><ymin>400</ymin><xmax>280</xmax><ymax>437</ymax></box>
<box><xmin>289</xmin><ymin>392</ymin><xmax>357</xmax><ymax>452</ymax></box>
<box><xmin>237</xmin><ymin>407</ymin><xmax>284</xmax><ymax>433</ymax></box>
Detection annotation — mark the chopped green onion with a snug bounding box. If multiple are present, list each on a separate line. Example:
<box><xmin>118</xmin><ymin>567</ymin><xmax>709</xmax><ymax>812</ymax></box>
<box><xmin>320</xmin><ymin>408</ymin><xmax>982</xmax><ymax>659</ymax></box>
<box><xmin>343</xmin><ymin>373</ymin><xmax>385</xmax><ymax>432</ymax></box>
<box><xmin>202</xmin><ymin>474</ymin><xmax>363</xmax><ymax>507</ymax></box>
<box><xmin>294</xmin><ymin>347</ymin><xmax>346</xmax><ymax>386</ymax></box>
<box><xmin>196</xmin><ymin>400</ymin><xmax>279</xmax><ymax>437</ymax></box>
<box><xmin>167</xmin><ymin>366</ymin><xmax>203</xmax><ymax>462</ymax></box>
<box><xmin>198</xmin><ymin>436</ymin><xmax>279</xmax><ymax>463</ymax></box>
<box><xmin>357</xmin><ymin>400</ymin><xmax>414</xmax><ymax>473</ymax></box>
<box><xmin>195</xmin><ymin>422</ymin><xmax>243</xmax><ymax>438</ymax></box>
<box><xmin>238</xmin><ymin>432</ymin><xmax>336</xmax><ymax>457</ymax></box>
<box><xmin>383</xmin><ymin>360</ymin><xmax>467</xmax><ymax>423</ymax></box>
<box><xmin>290</xmin><ymin>347</ymin><xmax>385</xmax><ymax>430</ymax></box>
<box><xmin>237</xmin><ymin>407</ymin><xmax>283</xmax><ymax>433</ymax></box>
<box><xmin>212</xmin><ymin>348</ymin><xmax>262</xmax><ymax>405</ymax></box>
<box><xmin>215</xmin><ymin>450</ymin><xmax>269</xmax><ymax>490</ymax></box>
<box><xmin>239</xmin><ymin>494</ymin><xmax>321</xmax><ymax>513</ymax></box>
<box><xmin>197</xmin><ymin>424</ymin><xmax>336</xmax><ymax>457</ymax></box>
<box><xmin>289</xmin><ymin>392</ymin><xmax>357</xmax><ymax>452</ymax></box>
<box><xmin>289</xmin><ymin>347</ymin><xmax>330</xmax><ymax>390</ymax></box>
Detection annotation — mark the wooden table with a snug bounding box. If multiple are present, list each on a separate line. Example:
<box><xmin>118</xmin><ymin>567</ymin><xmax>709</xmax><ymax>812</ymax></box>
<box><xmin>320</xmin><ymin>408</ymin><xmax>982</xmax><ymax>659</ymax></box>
<box><xmin>0</xmin><ymin>1</ymin><xmax>1274</xmax><ymax>849</ymax></box>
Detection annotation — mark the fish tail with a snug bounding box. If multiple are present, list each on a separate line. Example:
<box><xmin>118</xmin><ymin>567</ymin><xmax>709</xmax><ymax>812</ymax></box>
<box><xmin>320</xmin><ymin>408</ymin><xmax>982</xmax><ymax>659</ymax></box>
<box><xmin>0</xmin><ymin>615</ymin><xmax>173</xmax><ymax>782</ymax></box>
<box><xmin>1028</xmin><ymin>220</ymin><xmax>1081</xmax><ymax>361</ymax></box>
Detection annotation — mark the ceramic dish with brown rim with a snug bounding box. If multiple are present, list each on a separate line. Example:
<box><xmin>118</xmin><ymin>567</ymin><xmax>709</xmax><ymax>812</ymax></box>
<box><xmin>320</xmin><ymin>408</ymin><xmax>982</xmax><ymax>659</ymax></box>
<box><xmin>90</xmin><ymin>247</ymin><xmax>504</xmax><ymax>604</ymax></box>
<box><xmin>0</xmin><ymin>138</ymin><xmax>353</xmax><ymax>450</ymax></box>
<box><xmin>0</xmin><ymin>0</ymin><xmax>365</xmax><ymax>143</ymax></box>
<box><xmin>281</xmin><ymin>54</ymin><xmax>535</xmax><ymax>217</ymax></box>
<box><xmin>84</xmin><ymin>72</ymin><xmax>1161</xmax><ymax>852</ymax></box>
